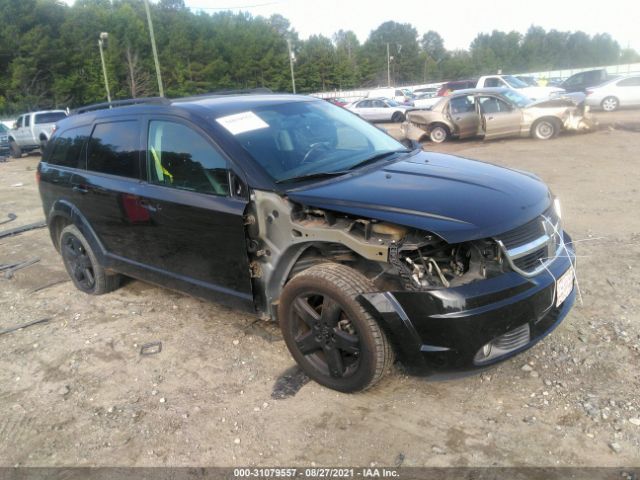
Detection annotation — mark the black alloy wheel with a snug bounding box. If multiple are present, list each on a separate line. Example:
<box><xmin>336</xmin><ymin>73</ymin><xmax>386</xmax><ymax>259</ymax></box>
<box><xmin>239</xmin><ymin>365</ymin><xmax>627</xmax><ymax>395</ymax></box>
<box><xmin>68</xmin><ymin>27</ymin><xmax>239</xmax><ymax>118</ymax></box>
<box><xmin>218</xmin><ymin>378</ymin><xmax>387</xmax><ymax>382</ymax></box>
<box><xmin>279</xmin><ymin>263</ymin><xmax>393</xmax><ymax>392</ymax></box>
<box><xmin>59</xmin><ymin>224</ymin><xmax>120</xmax><ymax>295</ymax></box>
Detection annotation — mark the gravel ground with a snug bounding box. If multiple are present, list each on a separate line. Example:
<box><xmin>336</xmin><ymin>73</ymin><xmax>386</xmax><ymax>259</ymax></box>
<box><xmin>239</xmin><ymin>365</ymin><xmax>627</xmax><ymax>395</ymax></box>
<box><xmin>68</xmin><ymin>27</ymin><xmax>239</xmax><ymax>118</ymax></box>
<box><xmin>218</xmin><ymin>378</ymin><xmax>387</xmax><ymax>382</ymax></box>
<box><xmin>0</xmin><ymin>110</ymin><xmax>639</xmax><ymax>467</ymax></box>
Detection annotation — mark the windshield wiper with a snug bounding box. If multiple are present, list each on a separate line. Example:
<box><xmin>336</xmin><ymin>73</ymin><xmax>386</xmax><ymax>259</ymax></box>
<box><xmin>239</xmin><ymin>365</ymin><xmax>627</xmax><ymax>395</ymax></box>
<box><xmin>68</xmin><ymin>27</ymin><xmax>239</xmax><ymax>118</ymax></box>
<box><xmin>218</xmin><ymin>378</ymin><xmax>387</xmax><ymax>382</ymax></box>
<box><xmin>346</xmin><ymin>149</ymin><xmax>410</xmax><ymax>171</ymax></box>
<box><xmin>276</xmin><ymin>170</ymin><xmax>349</xmax><ymax>184</ymax></box>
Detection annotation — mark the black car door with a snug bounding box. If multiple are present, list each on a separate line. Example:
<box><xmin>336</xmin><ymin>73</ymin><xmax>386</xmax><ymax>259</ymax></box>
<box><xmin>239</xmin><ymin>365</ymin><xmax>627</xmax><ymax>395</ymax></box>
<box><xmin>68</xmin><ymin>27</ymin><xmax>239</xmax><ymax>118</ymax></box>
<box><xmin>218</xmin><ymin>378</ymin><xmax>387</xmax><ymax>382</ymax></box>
<box><xmin>73</xmin><ymin>117</ymin><xmax>148</xmax><ymax>264</ymax></box>
<box><xmin>131</xmin><ymin>115</ymin><xmax>254</xmax><ymax>309</ymax></box>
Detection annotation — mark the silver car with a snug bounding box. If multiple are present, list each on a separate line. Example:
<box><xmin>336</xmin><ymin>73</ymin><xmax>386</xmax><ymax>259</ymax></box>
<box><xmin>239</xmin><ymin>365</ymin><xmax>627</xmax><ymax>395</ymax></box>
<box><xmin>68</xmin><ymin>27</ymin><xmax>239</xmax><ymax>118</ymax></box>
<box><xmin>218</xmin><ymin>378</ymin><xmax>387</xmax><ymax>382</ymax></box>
<box><xmin>585</xmin><ymin>74</ymin><xmax>640</xmax><ymax>111</ymax></box>
<box><xmin>346</xmin><ymin>98</ymin><xmax>412</xmax><ymax>122</ymax></box>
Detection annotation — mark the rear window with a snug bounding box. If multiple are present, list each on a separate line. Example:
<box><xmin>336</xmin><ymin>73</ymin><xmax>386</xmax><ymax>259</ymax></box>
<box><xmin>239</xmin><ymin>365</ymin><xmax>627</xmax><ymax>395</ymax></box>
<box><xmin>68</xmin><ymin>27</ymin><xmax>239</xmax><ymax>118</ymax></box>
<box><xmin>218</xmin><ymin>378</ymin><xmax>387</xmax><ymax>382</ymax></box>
<box><xmin>48</xmin><ymin>126</ymin><xmax>91</xmax><ymax>169</ymax></box>
<box><xmin>35</xmin><ymin>112</ymin><xmax>67</xmax><ymax>124</ymax></box>
<box><xmin>86</xmin><ymin>121</ymin><xmax>141</xmax><ymax>178</ymax></box>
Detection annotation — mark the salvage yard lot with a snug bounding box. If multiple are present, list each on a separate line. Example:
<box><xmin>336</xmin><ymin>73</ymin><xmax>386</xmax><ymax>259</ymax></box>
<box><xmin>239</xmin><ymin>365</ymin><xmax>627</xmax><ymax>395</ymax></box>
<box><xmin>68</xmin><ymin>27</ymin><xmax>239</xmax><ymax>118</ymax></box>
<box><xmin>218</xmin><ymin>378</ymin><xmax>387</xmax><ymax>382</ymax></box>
<box><xmin>1</xmin><ymin>111</ymin><xmax>639</xmax><ymax>467</ymax></box>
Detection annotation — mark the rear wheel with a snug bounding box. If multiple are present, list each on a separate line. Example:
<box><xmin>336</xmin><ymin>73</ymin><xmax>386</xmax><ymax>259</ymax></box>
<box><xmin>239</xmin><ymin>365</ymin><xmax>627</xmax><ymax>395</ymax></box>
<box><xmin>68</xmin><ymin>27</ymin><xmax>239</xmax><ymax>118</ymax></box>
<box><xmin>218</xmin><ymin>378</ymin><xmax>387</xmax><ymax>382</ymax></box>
<box><xmin>531</xmin><ymin>118</ymin><xmax>560</xmax><ymax>140</ymax></box>
<box><xmin>601</xmin><ymin>96</ymin><xmax>619</xmax><ymax>112</ymax></box>
<box><xmin>429</xmin><ymin>124</ymin><xmax>448</xmax><ymax>143</ymax></box>
<box><xmin>9</xmin><ymin>140</ymin><xmax>21</xmax><ymax>158</ymax></box>
<box><xmin>391</xmin><ymin>111</ymin><xmax>405</xmax><ymax>123</ymax></box>
<box><xmin>59</xmin><ymin>225</ymin><xmax>121</xmax><ymax>295</ymax></box>
<box><xmin>278</xmin><ymin>263</ymin><xmax>394</xmax><ymax>392</ymax></box>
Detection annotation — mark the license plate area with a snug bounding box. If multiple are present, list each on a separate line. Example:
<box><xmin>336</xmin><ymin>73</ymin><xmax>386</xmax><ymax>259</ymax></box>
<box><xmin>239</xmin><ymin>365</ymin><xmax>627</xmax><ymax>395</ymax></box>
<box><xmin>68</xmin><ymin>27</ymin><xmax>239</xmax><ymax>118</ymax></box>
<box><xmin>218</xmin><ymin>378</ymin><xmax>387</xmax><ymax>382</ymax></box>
<box><xmin>556</xmin><ymin>268</ymin><xmax>574</xmax><ymax>307</ymax></box>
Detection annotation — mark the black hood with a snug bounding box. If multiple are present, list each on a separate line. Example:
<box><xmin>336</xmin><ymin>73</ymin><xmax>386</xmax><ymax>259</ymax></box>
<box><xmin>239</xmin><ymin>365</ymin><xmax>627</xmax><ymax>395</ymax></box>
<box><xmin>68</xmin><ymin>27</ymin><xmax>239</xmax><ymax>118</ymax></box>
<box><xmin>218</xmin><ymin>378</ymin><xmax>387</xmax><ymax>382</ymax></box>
<box><xmin>286</xmin><ymin>151</ymin><xmax>552</xmax><ymax>244</ymax></box>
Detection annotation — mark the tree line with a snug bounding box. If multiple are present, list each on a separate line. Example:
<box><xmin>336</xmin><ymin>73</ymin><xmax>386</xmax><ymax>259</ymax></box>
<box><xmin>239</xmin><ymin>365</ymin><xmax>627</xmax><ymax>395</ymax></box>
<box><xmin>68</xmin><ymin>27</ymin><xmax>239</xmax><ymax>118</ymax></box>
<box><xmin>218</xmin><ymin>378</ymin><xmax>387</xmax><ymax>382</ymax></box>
<box><xmin>1</xmin><ymin>0</ymin><xmax>638</xmax><ymax>114</ymax></box>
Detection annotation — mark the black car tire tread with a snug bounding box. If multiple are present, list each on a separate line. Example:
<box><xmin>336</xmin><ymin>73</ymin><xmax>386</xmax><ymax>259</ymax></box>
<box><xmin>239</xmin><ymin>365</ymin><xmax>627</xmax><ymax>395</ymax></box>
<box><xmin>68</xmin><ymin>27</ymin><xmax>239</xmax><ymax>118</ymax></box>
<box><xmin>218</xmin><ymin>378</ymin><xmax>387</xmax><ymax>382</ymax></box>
<box><xmin>391</xmin><ymin>112</ymin><xmax>405</xmax><ymax>123</ymax></box>
<box><xmin>60</xmin><ymin>224</ymin><xmax>121</xmax><ymax>295</ymax></box>
<box><xmin>279</xmin><ymin>263</ymin><xmax>394</xmax><ymax>392</ymax></box>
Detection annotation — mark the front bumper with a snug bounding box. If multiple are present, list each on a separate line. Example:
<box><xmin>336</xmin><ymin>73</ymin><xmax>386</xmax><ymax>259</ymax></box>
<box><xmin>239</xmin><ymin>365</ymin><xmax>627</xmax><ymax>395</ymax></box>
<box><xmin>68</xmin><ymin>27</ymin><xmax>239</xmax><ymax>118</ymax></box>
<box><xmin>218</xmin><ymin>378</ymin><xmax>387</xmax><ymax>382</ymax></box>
<box><xmin>361</xmin><ymin>233</ymin><xmax>576</xmax><ymax>375</ymax></box>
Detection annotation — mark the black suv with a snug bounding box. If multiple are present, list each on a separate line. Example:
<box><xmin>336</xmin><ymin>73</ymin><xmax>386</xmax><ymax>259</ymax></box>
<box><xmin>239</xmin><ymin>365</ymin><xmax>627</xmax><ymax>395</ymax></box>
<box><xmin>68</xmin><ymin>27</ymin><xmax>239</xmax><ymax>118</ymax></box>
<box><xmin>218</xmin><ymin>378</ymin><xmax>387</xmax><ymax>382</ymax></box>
<box><xmin>38</xmin><ymin>93</ymin><xmax>576</xmax><ymax>392</ymax></box>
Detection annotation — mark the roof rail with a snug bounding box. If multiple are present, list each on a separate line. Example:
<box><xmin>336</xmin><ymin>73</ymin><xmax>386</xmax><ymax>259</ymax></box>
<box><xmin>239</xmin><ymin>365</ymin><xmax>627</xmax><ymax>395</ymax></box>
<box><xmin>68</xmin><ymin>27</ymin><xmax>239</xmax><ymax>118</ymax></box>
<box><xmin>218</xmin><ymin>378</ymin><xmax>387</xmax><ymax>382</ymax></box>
<box><xmin>72</xmin><ymin>97</ymin><xmax>171</xmax><ymax>115</ymax></box>
<box><xmin>172</xmin><ymin>87</ymin><xmax>274</xmax><ymax>102</ymax></box>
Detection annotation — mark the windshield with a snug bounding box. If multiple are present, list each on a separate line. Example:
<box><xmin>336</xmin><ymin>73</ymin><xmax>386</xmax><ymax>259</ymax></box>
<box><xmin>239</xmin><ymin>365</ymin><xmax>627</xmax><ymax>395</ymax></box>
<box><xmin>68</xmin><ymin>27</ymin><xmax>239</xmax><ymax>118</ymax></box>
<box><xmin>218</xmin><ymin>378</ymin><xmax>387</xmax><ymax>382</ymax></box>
<box><xmin>230</xmin><ymin>100</ymin><xmax>405</xmax><ymax>183</ymax></box>
<box><xmin>35</xmin><ymin>112</ymin><xmax>66</xmax><ymax>124</ymax></box>
<box><xmin>502</xmin><ymin>75</ymin><xmax>529</xmax><ymax>89</ymax></box>
<box><xmin>500</xmin><ymin>90</ymin><xmax>533</xmax><ymax>108</ymax></box>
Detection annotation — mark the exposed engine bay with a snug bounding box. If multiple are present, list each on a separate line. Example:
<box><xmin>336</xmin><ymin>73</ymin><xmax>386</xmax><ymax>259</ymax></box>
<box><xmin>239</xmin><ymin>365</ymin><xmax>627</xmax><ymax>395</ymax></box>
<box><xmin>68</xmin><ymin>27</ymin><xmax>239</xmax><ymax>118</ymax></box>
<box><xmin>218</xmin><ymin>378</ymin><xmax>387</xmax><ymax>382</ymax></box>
<box><xmin>246</xmin><ymin>190</ymin><xmax>506</xmax><ymax>318</ymax></box>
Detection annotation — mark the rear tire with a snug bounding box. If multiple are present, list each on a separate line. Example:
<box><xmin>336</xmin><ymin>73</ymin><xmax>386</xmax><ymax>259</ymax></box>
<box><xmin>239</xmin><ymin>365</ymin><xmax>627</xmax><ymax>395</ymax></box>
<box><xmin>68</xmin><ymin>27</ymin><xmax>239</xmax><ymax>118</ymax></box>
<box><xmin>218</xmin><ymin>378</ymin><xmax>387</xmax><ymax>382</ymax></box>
<box><xmin>278</xmin><ymin>263</ymin><xmax>394</xmax><ymax>392</ymax></box>
<box><xmin>59</xmin><ymin>225</ymin><xmax>121</xmax><ymax>295</ymax></box>
<box><xmin>531</xmin><ymin>118</ymin><xmax>560</xmax><ymax>140</ymax></box>
<box><xmin>429</xmin><ymin>124</ymin><xmax>448</xmax><ymax>143</ymax></box>
<box><xmin>601</xmin><ymin>96</ymin><xmax>619</xmax><ymax>112</ymax></box>
<box><xmin>9</xmin><ymin>140</ymin><xmax>21</xmax><ymax>159</ymax></box>
<box><xmin>391</xmin><ymin>111</ymin><xmax>405</xmax><ymax>123</ymax></box>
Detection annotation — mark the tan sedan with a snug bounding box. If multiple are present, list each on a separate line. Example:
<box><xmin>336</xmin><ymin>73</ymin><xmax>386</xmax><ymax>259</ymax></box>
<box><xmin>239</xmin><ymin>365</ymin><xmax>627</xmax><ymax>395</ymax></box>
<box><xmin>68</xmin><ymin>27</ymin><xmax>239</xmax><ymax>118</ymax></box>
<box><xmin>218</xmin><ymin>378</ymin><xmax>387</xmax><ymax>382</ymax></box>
<box><xmin>401</xmin><ymin>87</ymin><xmax>592</xmax><ymax>143</ymax></box>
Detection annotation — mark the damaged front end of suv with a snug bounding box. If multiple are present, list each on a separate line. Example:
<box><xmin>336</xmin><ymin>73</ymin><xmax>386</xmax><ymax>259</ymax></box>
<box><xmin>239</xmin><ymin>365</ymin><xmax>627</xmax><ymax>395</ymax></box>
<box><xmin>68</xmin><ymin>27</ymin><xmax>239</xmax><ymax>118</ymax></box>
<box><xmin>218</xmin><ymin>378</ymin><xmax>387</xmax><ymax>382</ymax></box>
<box><xmin>245</xmin><ymin>162</ymin><xmax>575</xmax><ymax>382</ymax></box>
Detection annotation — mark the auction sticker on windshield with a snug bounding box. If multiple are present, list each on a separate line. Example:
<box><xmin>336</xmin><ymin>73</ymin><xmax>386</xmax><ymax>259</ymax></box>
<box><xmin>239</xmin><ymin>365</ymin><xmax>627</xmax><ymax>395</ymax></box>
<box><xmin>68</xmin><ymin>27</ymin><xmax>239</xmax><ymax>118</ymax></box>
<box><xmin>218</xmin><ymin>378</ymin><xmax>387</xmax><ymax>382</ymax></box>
<box><xmin>216</xmin><ymin>111</ymin><xmax>269</xmax><ymax>135</ymax></box>
<box><xmin>556</xmin><ymin>268</ymin><xmax>574</xmax><ymax>307</ymax></box>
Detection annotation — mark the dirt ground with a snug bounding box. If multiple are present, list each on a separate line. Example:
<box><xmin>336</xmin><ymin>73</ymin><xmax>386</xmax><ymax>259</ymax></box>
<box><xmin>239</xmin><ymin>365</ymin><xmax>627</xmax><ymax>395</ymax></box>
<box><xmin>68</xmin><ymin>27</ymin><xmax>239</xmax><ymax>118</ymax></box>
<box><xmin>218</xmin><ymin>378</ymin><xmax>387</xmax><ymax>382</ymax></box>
<box><xmin>0</xmin><ymin>110</ymin><xmax>639</xmax><ymax>467</ymax></box>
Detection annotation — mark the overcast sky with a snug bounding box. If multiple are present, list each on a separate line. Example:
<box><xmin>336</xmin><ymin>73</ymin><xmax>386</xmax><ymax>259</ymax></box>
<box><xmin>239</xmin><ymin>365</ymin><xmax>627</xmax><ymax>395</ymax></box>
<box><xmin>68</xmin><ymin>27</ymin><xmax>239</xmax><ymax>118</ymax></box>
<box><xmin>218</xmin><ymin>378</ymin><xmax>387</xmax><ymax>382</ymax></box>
<box><xmin>63</xmin><ymin>0</ymin><xmax>640</xmax><ymax>53</ymax></box>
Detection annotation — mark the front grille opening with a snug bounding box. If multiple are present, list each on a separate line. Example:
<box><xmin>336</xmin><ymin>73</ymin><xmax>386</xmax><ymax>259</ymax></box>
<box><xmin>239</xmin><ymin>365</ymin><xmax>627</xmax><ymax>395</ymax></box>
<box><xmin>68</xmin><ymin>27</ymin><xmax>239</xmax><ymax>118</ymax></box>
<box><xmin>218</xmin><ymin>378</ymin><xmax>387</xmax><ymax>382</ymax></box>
<box><xmin>513</xmin><ymin>247</ymin><xmax>548</xmax><ymax>271</ymax></box>
<box><xmin>474</xmin><ymin>323</ymin><xmax>531</xmax><ymax>365</ymax></box>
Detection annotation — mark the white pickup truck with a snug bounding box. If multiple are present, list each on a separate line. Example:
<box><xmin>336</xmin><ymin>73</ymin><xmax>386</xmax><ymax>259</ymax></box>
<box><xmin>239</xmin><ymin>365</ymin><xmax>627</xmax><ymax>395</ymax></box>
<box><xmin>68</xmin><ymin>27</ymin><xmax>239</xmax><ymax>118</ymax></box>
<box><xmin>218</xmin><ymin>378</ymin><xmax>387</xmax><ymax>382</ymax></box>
<box><xmin>8</xmin><ymin>110</ymin><xmax>67</xmax><ymax>158</ymax></box>
<box><xmin>476</xmin><ymin>75</ymin><xmax>565</xmax><ymax>101</ymax></box>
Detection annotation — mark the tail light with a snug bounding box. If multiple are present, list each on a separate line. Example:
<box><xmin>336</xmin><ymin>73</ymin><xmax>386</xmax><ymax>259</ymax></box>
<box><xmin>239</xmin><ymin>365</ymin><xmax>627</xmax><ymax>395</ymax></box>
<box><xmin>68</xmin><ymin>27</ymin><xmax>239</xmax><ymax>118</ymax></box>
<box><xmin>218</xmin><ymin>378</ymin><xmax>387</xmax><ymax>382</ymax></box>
<box><xmin>585</xmin><ymin>90</ymin><xmax>593</xmax><ymax>96</ymax></box>
<box><xmin>35</xmin><ymin>170</ymin><xmax>41</xmax><ymax>183</ymax></box>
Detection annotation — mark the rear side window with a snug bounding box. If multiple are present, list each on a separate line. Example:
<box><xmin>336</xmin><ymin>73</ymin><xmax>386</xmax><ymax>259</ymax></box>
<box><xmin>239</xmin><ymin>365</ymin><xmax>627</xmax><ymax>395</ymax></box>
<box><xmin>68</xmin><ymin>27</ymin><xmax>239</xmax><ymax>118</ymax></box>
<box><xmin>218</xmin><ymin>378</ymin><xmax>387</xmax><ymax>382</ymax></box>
<box><xmin>618</xmin><ymin>76</ymin><xmax>640</xmax><ymax>87</ymax></box>
<box><xmin>24</xmin><ymin>115</ymin><xmax>31</xmax><ymax>127</ymax></box>
<box><xmin>87</xmin><ymin>121</ymin><xmax>141</xmax><ymax>179</ymax></box>
<box><xmin>147</xmin><ymin>120</ymin><xmax>229</xmax><ymax>196</ymax></box>
<box><xmin>48</xmin><ymin>126</ymin><xmax>91</xmax><ymax>168</ymax></box>
<box><xmin>35</xmin><ymin>112</ymin><xmax>67</xmax><ymax>124</ymax></box>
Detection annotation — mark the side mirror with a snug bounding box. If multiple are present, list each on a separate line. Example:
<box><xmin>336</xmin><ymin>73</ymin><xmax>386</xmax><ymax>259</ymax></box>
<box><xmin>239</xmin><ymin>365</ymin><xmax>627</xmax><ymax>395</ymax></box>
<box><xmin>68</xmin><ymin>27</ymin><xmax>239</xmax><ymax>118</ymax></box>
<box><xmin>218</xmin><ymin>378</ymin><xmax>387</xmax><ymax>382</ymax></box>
<box><xmin>13</xmin><ymin>122</ymin><xmax>18</xmax><ymax>129</ymax></box>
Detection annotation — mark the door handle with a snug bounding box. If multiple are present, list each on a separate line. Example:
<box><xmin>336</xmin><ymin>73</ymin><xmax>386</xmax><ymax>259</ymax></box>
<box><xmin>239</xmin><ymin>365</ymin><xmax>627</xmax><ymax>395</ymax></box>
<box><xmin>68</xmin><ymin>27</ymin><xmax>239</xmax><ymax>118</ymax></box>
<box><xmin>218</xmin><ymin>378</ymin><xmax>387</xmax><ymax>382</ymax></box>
<box><xmin>487</xmin><ymin>116</ymin><xmax>494</xmax><ymax>120</ymax></box>
<box><xmin>455</xmin><ymin>117</ymin><xmax>462</xmax><ymax>120</ymax></box>
<box><xmin>72</xmin><ymin>185</ymin><xmax>89</xmax><ymax>194</ymax></box>
<box><xmin>139</xmin><ymin>200</ymin><xmax>160</xmax><ymax>212</ymax></box>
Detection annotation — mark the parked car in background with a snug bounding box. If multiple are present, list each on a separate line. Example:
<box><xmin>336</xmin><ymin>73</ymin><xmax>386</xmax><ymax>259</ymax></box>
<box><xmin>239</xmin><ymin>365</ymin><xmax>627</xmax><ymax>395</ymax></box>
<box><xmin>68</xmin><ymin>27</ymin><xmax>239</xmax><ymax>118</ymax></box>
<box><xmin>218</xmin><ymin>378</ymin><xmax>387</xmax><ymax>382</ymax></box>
<box><xmin>366</xmin><ymin>87</ymin><xmax>414</xmax><ymax>105</ymax></box>
<box><xmin>515</xmin><ymin>76</ymin><xmax>539</xmax><ymax>87</ymax></box>
<box><xmin>413</xmin><ymin>93</ymin><xmax>442</xmax><ymax>109</ymax></box>
<box><xmin>412</xmin><ymin>86</ymin><xmax>439</xmax><ymax>97</ymax></box>
<box><xmin>38</xmin><ymin>93</ymin><xmax>576</xmax><ymax>392</ymax></box>
<box><xmin>560</xmin><ymin>69</ymin><xmax>610</xmax><ymax>93</ymax></box>
<box><xmin>436</xmin><ymin>80</ymin><xmax>477</xmax><ymax>96</ymax></box>
<box><xmin>0</xmin><ymin>123</ymin><xmax>10</xmax><ymax>157</ymax></box>
<box><xmin>346</xmin><ymin>98</ymin><xmax>412</xmax><ymax>122</ymax></box>
<box><xmin>402</xmin><ymin>88</ymin><xmax>591</xmax><ymax>143</ymax></box>
<box><xmin>8</xmin><ymin>110</ymin><xmax>67</xmax><ymax>157</ymax></box>
<box><xmin>585</xmin><ymin>74</ymin><xmax>640</xmax><ymax>111</ymax></box>
<box><xmin>476</xmin><ymin>75</ymin><xmax>565</xmax><ymax>101</ymax></box>
<box><xmin>325</xmin><ymin>97</ymin><xmax>349</xmax><ymax>107</ymax></box>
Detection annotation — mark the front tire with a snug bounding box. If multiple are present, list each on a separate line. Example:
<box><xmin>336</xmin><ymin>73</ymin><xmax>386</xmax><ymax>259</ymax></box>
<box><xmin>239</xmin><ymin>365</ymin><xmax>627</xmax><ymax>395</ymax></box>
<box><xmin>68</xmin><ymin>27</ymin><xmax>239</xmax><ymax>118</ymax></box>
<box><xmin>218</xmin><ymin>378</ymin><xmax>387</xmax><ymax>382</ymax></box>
<box><xmin>601</xmin><ymin>96</ymin><xmax>619</xmax><ymax>112</ymax></box>
<box><xmin>59</xmin><ymin>225</ymin><xmax>121</xmax><ymax>295</ymax></box>
<box><xmin>9</xmin><ymin>140</ymin><xmax>21</xmax><ymax>158</ymax></box>
<box><xmin>278</xmin><ymin>263</ymin><xmax>394</xmax><ymax>392</ymax></box>
<box><xmin>429</xmin><ymin>124</ymin><xmax>448</xmax><ymax>143</ymax></box>
<box><xmin>531</xmin><ymin>118</ymin><xmax>560</xmax><ymax>140</ymax></box>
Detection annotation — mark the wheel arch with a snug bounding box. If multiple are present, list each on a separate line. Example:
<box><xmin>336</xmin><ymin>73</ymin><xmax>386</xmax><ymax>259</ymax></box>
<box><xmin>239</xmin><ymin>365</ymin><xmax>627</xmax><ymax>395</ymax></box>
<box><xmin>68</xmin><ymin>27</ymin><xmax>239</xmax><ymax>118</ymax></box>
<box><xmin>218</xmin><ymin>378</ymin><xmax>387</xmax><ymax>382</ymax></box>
<box><xmin>428</xmin><ymin>122</ymin><xmax>451</xmax><ymax>135</ymax></box>
<box><xmin>46</xmin><ymin>200</ymin><xmax>106</xmax><ymax>265</ymax></box>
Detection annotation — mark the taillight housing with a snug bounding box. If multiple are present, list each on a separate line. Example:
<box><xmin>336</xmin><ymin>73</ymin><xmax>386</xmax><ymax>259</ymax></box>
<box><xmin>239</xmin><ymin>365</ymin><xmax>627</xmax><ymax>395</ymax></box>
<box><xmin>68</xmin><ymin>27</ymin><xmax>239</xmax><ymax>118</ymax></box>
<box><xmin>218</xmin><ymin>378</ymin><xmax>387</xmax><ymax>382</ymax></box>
<box><xmin>36</xmin><ymin>170</ymin><xmax>41</xmax><ymax>183</ymax></box>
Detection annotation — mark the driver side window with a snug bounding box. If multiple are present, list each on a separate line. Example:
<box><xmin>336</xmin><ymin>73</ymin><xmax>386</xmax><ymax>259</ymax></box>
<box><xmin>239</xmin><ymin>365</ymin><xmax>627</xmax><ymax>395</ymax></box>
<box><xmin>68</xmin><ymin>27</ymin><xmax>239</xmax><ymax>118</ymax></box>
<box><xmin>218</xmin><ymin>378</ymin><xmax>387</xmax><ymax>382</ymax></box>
<box><xmin>478</xmin><ymin>96</ymin><xmax>511</xmax><ymax>114</ymax></box>
<box><xmin>147</xmin><ymin>120</ymin><xmax>229</xmax><ymax>196</ymax></box>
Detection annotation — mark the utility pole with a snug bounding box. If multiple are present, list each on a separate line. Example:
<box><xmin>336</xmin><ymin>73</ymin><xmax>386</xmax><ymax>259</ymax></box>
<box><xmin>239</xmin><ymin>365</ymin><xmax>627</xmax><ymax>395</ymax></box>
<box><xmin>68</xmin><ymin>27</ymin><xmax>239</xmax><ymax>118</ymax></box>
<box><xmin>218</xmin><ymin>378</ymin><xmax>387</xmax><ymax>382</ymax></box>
<box><xmin>387</xmin><ymin>43</ymin><xmax>391</xmax><ymax>87</ymax></box>
<box><xmin>287</xmin><ymin>38</ymin><xmax>296</xmax><ymax>94</ymax></box>
<box><xmin>143</xmin><ymin>0</ymin><xmax>164</xmax><ymax>97</ymax></box>
<box><xmin>98</xmin><ymin>32</ymin><xmax>111</xmax><ymax>103</ymax></box>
